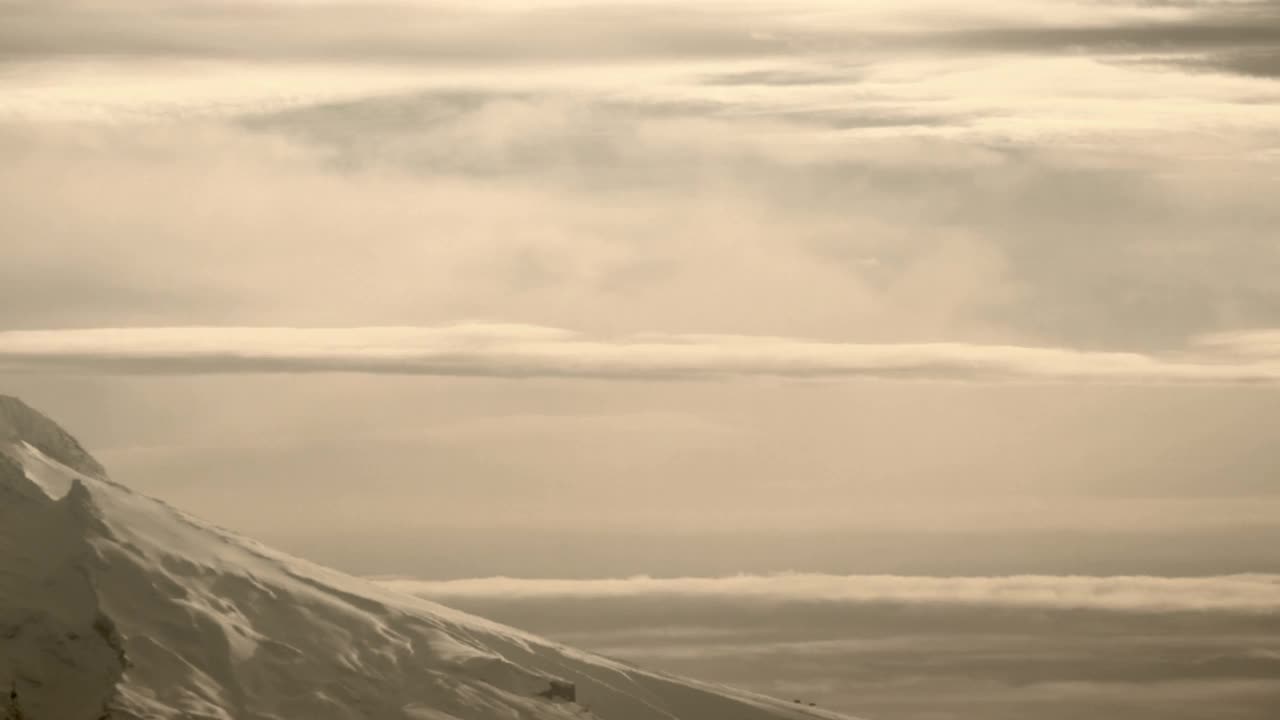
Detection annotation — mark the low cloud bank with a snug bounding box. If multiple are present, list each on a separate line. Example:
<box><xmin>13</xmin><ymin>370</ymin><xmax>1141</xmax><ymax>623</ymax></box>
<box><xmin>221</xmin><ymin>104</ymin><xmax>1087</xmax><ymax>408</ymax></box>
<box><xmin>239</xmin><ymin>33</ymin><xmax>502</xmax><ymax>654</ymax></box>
<box><xmin>378</xmin><ymin>573</ymin><xmax>1280</xmax><ymax>613</ymax></box>
<box><xmin>6</xmin><ymin>325</ymin><xmax>1280</xmax><ymax>383</ymax></box>
<box><xmin>384</xmin><ymin>572</ymin><xmax>1280</xmax><ymax>720</ymax></box>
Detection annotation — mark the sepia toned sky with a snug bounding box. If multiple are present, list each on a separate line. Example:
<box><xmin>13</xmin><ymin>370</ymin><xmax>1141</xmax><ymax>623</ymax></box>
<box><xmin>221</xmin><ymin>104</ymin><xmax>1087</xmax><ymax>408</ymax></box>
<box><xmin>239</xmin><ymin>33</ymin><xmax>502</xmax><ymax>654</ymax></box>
<box><xmin>3</xmin><ymin>0</ymin><xmax>1280</xmax><ymax>576</ymax></box>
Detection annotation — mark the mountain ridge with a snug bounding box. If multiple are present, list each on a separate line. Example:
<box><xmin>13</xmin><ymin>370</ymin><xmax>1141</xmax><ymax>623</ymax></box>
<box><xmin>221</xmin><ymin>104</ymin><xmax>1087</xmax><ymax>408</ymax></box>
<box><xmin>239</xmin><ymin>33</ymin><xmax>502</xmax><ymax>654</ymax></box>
<box><xmin>0</xmin><ymin>395</ymin><xmax>106</xmax><ymax>480</ymax></box>
<box><xmin>0</xmin><ymin>396</ymin><xmax>861</xmax><ymax>720</ymax></box>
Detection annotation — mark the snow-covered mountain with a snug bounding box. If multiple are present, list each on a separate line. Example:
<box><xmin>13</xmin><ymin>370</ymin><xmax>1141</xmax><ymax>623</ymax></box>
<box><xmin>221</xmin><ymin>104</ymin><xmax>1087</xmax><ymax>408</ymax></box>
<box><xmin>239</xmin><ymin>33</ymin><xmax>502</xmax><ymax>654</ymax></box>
<box><xmin>0</xmin><ymin>395</ymin><xmax>861</xmax><ymax>720</ymax></box>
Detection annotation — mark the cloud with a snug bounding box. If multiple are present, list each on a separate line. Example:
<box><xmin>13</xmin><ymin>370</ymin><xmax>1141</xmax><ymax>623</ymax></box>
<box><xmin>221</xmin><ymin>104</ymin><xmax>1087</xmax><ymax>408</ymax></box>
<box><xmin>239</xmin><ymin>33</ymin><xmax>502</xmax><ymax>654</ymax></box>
<box><xmin>403</xmin><ymin>574</ymin><xmax>1280</xmax><ymax>720</ymax></box>
<box><xmin>415</xmin><ymin>411</ymin><xmax>738</xmax><ymax>440</ymax></box>
<box><xmin>388</xmin><ymin>569</ymin><xmax>1280</xmax><ymax>720</ymax></box>
<box><xmin>5</xmin><ymin>0</ymin><xmax>1274</xmax><ymax>69</ymax></box>
<box><xmin>1195</xmin><ymin>329</ymin><xmax>1280</xmax><ymax>356</ymax></box>
<box><xmin>1191</xmin><ymin>48</ymin><xmax>1280</xmax><ymax>77</ymax></box>
<box><xmin>699</xmin><ymin>67</ymin><xmax>866</xmax><ymax>87</ymax></box>
<box><xmin>0</xmin><ymin>0</ymin><xmax>788</xmax><ymax>63</ymax></box>
<box><xmin>4</xmin><ymin>12</ymin><xmax>1279</xmax><ymax>346</ymax></box>
<box><xmin>926</xmin><ymin>15</ymin><xmax>1280</xmax><ymax>56</ymax></box>
<box><xmin>6</xmin><ymin>325</ymin><xmax>1280</xmax><ymax>383</ymax></box>
<box><xmin>0</xmin><ymin>117</ymin><xmax>1025</xmax><ymax>339</ymax></box>
<box><xmin>5</xmin><ymin>0</ymin><xmax>1277</xmax><ymax>69</ymax></box>
<box><xmin>378</xmin><ymin>572</ymin><xmax>1280</xmax><ymax>614</ymax></box>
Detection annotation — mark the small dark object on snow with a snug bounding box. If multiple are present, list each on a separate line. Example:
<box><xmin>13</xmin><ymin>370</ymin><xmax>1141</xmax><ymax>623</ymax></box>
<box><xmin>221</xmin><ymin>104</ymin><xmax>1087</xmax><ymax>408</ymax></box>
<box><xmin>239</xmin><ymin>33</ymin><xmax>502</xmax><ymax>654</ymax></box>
<box><xmin>539</xmin><ymin>679</ymin><xmax>577</xmax><ymax>703</ymax></box>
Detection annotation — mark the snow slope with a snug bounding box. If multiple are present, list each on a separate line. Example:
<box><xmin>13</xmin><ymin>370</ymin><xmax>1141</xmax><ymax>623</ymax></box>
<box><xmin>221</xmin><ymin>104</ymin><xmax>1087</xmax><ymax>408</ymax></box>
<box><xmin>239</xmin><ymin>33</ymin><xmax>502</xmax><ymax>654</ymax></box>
<box><xmin>0</xmin><ymin>396</ymin><xmax>862</xmax><ymax>720</ymax></box>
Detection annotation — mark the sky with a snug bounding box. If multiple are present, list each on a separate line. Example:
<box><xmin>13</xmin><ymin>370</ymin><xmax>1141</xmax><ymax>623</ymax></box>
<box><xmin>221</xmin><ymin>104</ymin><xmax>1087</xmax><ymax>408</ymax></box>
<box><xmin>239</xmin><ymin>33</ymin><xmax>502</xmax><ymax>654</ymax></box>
<box><xmin>3</xmin><ymin>0</ymin><xmax>1280</xmax><ymax>577</ymax></box>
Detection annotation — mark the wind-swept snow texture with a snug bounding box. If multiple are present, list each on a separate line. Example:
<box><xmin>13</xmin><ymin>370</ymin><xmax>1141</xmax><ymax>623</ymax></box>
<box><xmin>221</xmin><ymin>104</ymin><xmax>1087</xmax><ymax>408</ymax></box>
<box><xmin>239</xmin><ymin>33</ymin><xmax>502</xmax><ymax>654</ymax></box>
<box><xmin>0</xmin><ymin>395</ymin><xmax>860</xmax><ymax>720</ymax></box>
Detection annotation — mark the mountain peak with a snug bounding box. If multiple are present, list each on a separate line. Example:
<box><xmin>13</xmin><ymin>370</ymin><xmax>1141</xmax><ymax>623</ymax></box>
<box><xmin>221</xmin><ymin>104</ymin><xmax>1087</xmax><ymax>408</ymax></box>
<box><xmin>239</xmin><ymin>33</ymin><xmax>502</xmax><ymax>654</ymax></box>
<box><xmin>0</xmin><ymin>394</ymin><xmax>106</xmax><ymax>479</ymax></box>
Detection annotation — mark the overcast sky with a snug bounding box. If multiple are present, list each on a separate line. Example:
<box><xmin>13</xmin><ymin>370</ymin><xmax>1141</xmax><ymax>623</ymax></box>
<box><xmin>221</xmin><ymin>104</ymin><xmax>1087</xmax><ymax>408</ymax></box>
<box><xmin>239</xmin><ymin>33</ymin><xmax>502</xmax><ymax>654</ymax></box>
<box><xmin>3</xmin><ymin>0</ymin><xmax>1280</xmax><ymax>576</ymax></box>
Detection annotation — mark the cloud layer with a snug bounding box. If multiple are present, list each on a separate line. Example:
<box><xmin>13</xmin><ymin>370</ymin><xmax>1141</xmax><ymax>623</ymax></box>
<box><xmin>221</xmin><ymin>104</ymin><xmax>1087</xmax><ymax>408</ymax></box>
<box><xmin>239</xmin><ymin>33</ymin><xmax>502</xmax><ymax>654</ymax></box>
<box><xmin>6</xmin><ymin>325</ymin><xmax>1280</xmax><ymax>383</ymax></box>
<box><xmin>380</xmin><ymin>572</ymin><xmax>1280</xmax><ymax>614</ymax></box>
<box><xmin>6</xmin><ymin>0</ymin><xmax>1279</xmax><ymax>74</ymax></box>
<box><xmin>396</xmin><ymin>572</ymin><xmax>1280</xmax><ymax>720</ymax></box>
<box><xmin>381</xmin><ymin>568</ymin><xmax>1280</xmax><ymax>712</ymax></box>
